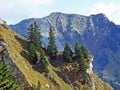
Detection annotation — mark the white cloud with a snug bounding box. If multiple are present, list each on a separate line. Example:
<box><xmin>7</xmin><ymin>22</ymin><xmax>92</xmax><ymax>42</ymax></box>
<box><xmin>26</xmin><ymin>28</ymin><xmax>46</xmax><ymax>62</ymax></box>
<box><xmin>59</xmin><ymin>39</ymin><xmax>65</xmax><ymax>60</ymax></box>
<box><xmin>87</xmin><ymin>2</ymin><xmax>120</xmax><ymax>24</ymax></box>
<box><xmin>16</xmin><ymin>0</ymin><xmax>54</xmax><ymax>6</ymax></box>
<box><xmin>26</xmin><ymin>0</ymin><xmax>53</xmax><ymax>4</ymax></box>
<box><xmin>0</xmin><ymin>0</ymin><xmax>54</xmax><ymax>24</ymax></box>
<box><xmin>1</xmin><ymin>1</ymin><xmax>120</xmax><ymax>25</ymax></box>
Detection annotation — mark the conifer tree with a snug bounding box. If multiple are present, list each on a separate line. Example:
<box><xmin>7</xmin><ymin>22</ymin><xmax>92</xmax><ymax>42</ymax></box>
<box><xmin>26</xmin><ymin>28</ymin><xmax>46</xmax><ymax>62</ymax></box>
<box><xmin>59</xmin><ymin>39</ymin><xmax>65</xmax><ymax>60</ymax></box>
<box><xmin>77</xmin><ymin>48</ymin><xmax>87</xmax><ymax>83</ymax></box>
<box><xmin>0</xmin><ymin>61</ymin><xmax>17</xmax><ymax>89</ymax></box>
<box><xmin>28</xmin><ymin>22</ymin><xmax>42</xmax><ymax>51</ymax></box>
<box><xmin>29</xmin><ymin>43</ymin><xmax>38</xmax><ymax>64</ymax></box>
<box><xmin>28</xmin><ymin>22</ymin><xmax>42</xmax><ymax>63</ymax></box>
<box><xmin>63</xmin><ymin>42</ymin><xmax>73</xmax><ymax>62</ymax></box>
<box><xmin>81</xmin><ymin>45</ymin><xmax>89</xmax><ymax>58</ymax></box>
<box><xmin>47</xmin><ymin>28</ymin><xmax>58</xmax><ymax>59</ymax></box>
<box><xmin>40</xmin><ymin>50</ymin><xmax>49</xmax><ymax>73</ymax></box>
<box><xmin>74</xmin><ymin>41</ymin><xmax>80</xmax><ymax>56</ymax></box>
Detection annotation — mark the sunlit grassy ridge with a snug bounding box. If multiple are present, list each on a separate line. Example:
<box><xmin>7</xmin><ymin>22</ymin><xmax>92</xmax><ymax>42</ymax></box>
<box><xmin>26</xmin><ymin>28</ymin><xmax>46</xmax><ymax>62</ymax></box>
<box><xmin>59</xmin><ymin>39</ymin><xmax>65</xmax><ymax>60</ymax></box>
<box><xmin>0</xmin><ymin>24</ymin><xmax>113</xmax><ymax>90</ymax></box>
<box><xmin>92</xmin><ymin>74</ymin><xmax>113</xmax><ymax>90</ymax></box>
<box><xmin>0</xmin><ymin>24</ymin><xmax>73</xmax><ymax>90</ymax></box>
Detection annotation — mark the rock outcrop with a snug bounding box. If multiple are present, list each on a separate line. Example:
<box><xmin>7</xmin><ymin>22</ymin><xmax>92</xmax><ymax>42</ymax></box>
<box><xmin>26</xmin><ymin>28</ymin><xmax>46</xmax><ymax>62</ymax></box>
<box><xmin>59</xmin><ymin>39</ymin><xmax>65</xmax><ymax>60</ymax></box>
<box><xmin>86</xmin><ymin>56</ymin><xmax>94</xmax><ymax>74</ymax></box>
<box><xmin>0</xmin><ymin>40</ymin><xmax>31</xmax><ymax>90</ymax></box>
<box><xmin>86</xmin><ymin>56</ymin><xmax>96</xmax><ymax>90</ymax></box>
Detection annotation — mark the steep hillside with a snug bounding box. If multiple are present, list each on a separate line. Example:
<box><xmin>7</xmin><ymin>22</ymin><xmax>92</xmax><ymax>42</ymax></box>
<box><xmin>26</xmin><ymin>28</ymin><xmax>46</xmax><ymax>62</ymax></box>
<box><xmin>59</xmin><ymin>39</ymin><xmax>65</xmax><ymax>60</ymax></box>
<box><xmin>10</xmin><ymin>12</ymin><xmax>120</xmax><ymax>90</ymax></box>
<box><xmin>0</xmin><ymin>20</ymin><xmax>113</xmax><ymax>90</ymax></box>
<box><xmin>0</xmin><ymin>24</ymin><xmax>74</xmax><ymax>90</ymax></box>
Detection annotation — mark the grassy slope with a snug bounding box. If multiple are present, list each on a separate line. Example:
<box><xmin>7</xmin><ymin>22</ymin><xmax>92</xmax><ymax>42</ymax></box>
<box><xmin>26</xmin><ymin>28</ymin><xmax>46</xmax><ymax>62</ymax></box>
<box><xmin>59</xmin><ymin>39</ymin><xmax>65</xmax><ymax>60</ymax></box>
<box><xmin>0</xmin><ymin>24</ymin><xmax>113</xmax><ymax>90</ymax></box>
<box><xmin>0</xmin><ymin>24</ymin><xmax>73</xmax><ymax>90</ymax></box>
<box><xmin>91</xmin><ymin>74</ymin><xmax>113</xmax><ymax>90</ymax></box>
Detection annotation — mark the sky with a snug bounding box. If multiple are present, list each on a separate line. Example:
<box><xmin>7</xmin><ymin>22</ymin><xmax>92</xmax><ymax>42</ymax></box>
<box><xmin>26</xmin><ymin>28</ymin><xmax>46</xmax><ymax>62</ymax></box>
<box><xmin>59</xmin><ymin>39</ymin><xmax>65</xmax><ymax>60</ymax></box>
<box><xmin>1</xmin><ymin>0</ymin><xmax>120</xmax><ymax>24</ymax></box>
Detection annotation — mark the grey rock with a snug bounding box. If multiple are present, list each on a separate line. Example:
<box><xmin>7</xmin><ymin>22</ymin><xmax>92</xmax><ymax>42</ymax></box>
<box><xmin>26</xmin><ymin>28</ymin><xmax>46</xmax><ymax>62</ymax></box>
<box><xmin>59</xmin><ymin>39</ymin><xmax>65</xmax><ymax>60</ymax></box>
<box><xmin>0</xmin><ymin>41</ymin><xmax>31</xmax><ymax>90</ymax></box>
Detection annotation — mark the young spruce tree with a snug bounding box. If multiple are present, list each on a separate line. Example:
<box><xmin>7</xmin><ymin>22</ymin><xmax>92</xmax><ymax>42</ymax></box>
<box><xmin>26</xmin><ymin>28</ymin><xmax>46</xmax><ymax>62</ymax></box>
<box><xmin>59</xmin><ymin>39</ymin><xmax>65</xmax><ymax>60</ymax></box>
<box><xmin>29</xmin><ymin>43</ymin><xmax>38</xmax><ymax>64</ymax></box>
<box><xmin>40</xmin><ymin>50</ymin><xmax>49</xmax><ymax>73</ymax></box>
<box><xmin>77</xmin><ymin>48</ymin><xmax>87</xmax><ymax>83</ymax></box>
<box><xmin>81</xmin><ymin>45</ymin><xmax>89</xmax><ymax>58</ymax></box>
<box><xmin>63</xmin><ymin>42</ymin><xmax>73</xmax><ymax>62</ymax></box>
<box><xmin>47</xmin><ymin>28</ymin><xmax>58</xmax><ymax>59</ymax></box>
<box><xmin>28</xmin><ymin>22</ymin><xmax>42</xmax><ymax>51</ymax></box>
<box><xmin>74</xmin><ymin>41</ymin><xmax>80</xmax><ymax>56</ymax></box>
<box><xmin>28</xmin><ymin>22</ymin><xmax>42</xmax><ymax>63</ymax></box>
<box><xmin>0</xmin><ymin>61</ymin><xmax>17</xmax><ymax>89</ymax></box>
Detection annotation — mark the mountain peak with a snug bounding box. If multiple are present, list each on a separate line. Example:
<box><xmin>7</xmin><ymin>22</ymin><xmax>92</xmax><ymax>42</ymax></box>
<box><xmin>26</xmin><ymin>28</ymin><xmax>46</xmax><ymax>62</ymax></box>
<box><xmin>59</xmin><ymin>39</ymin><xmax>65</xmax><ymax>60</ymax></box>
<box><xmin>49</xmin><ymin>12</ymin><xmax>66</xmax><ymax>17</ymax></box>
<box><xmin>50</xmin><ymin>12</ymin><xmax>106</xmax><ymax>17</ymax></box>
<box><xmin>90</xmin><ymin>13</ymin><xmax>109</xmax><ymax>22</ymax></box>
<box><xmin>91</xmin><ymin>13</ymin><xmax>105</xmax><ymax>17</ymax></box>
<box><xmin>48</xmin><ymin>12</ymin><xmax>109</xmax><ymax>24</ymax></box>
<box><xmin>50</xmin><ymin>12</ymin><xmax>63</xmax><ymax>15</ymax></box>
<box><xmin>49</xmin><ymin>12</ymin><xmax>85</xmax><ymax>17</ymax></box>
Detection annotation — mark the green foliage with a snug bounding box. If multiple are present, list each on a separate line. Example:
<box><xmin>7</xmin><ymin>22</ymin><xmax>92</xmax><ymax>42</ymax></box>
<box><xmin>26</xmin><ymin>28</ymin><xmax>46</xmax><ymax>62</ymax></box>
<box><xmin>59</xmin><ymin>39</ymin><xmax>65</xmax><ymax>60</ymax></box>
<box><xmin>40</xmin><ymin>50</ymin><xmax>49</xmax><ymax>73</ymax></box>
<box><xmin>29</xmin><ymin>43</ymin><xmax>38</xmax><ymax>64</ymax></box>
<box><xmin>33</xmin><ymin>81</ymin><xmax>41</xmax><ymax>90</ymax></box>
<box><xmin>0</xmin><ymin>61</ymin><xmax>17</xmax><ymax>90</ymax></box>
<box><xmin>81</xmin><ymin>45</ymin><xmax>89</xmax><ymax>58</ymax></box>
<box><xmin>77</xmin><ymin>48</ymin><xmax>87</xmax><ymax>83</ymax></box>
<box><xmin>28</xmin><ymin>22</ymin><xmax>49</xmax><ymax>71</ymax></box>
<box><xmin>63</xmin><ymin>42</ymin><xmax>73</xmax><ymax>62</ymax></box>
<box><xmin>74</xmin><ymin>41</ymin><xmax>80</xmax><ymax>56</ymax></box>
<box><xmin>28</xmin><ymin>22</ymin><xmax>42</xmax><ymax>50</ymax></box>
<box><xmin>47</xmin><ymin>28</ymin><xmax>58</xmax><ymax>59</ymax></box>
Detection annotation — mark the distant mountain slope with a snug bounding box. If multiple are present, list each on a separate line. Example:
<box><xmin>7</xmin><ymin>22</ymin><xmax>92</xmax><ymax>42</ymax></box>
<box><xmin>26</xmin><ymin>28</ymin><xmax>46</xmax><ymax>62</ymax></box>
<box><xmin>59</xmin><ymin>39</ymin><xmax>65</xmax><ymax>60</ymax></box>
<box><xmin>10</xmin><ymin>12</ymin><xmax>120</xmax><ymax>90</ymax></box>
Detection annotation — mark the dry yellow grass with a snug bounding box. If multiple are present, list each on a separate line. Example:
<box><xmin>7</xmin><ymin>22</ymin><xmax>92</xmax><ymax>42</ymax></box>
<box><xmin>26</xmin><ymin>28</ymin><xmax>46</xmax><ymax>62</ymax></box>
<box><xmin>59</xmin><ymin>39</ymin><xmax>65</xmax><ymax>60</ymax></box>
<box><xmin>78</xmin><ymin>74</ymin><xmax>114</xmax><ymax>90</ymax></box>
<box><xmin>91</xmin><ymin>74</ymin><xmax>114</xmax><ymax>90</ymax></box>
<box><xmin>0</xmin><ymin>24</ymin><xmax>73</xmax><ymax>90</ymax></box>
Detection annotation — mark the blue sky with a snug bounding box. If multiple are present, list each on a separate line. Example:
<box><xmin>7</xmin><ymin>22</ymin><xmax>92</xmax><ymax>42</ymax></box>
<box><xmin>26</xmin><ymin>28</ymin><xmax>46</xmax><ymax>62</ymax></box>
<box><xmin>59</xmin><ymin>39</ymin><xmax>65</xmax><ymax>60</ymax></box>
<box><xmin>1</xmin><ymin>0</ymin><xmax>120</xmax><ymax>24</ymax></box>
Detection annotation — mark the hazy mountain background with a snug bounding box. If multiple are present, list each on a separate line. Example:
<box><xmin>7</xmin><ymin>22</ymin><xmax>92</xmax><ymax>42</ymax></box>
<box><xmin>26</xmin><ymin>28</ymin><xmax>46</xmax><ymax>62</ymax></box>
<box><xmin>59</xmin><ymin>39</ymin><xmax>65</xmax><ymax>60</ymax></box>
<box><xmin>10</xmin><ymin>12</ymin><xmax>120</xmax><ymax>90</ymax></box>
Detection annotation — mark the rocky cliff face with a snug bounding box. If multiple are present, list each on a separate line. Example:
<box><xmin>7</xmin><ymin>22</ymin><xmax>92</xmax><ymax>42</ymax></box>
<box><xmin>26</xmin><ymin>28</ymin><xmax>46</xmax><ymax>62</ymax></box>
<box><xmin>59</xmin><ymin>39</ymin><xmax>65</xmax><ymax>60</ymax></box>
<box><xmin>0</xmin><ymin>40</ymin><xmax>31</xmax><ymax>89</ymax></box>
<box><xmin>10</xmin><ymin>12</ymin><xmax>120</xmax><ymax>90</ymax></box>
<box><xmin>86</xmin><ymin>56</ymin><xmax>94</xmax><ymax>74</ymax></box>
